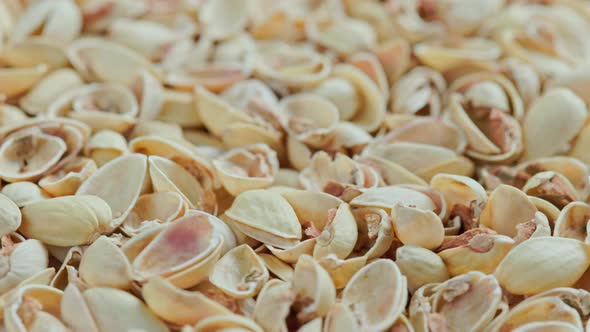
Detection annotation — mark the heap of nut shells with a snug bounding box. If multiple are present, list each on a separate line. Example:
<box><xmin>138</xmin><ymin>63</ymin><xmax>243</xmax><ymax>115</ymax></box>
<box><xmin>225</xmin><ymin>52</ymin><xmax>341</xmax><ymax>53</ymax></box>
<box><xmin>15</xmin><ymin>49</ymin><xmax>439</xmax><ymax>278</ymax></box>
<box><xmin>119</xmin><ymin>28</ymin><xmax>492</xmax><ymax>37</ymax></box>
<box><xmin>4</xmin><ymin>0</ymin><xmax>590</xmax><ymax>331</ymax></box>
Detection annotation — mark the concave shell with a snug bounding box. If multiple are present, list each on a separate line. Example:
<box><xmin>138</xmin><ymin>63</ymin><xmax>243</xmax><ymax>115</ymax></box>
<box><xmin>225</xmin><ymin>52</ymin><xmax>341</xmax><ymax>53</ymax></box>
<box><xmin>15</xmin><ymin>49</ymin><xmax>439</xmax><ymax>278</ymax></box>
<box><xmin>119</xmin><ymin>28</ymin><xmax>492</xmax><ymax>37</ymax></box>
<box><xmin>225</xmin><ymin>189</ymin><xmax>302</xmax><ymax>249</ymax></box>
<box><xmin>4</xmin><ymin>285</ymin><xmax>65</xmax><ymax>332</ymax></box>
<box><xmin>362</xmin><ymin>142</ymin><xmax>474</xmax><ymax>181</ymax></box>
<box><xmin>76</xmin><ymin>153</ymin><xmax>149</xmax><ymax>231</ymax></box>
<box><xmin>0</xmin><ymin>236</ymin><xmax>48</xmax><ymax>296</ymax></box>
<box><xmin>495</xmin><ymin>236</ymin><xmax>590</xmax><ymax>295</ymax></box>
<box><xmin>306</xmin><ymin>12</ymin><xmax>376</xmax><ymax>56</ymax></box>
<box><xmin>255</xmin><ymin>41</ymin><xmax>331</xmax><ymax>88</ymax></box>
<box><xmin>522</xmin><ymin>171</ymin><xmax>579</xmax><ymax>209</ymax></box>
<box><xmin>213</xmin><ymin>144</ymin><xmax>279</xmax><ymax>196</ymax></box>
<box><xmin>391</xmin><ymin>203</ymin><xmax>444</xmax><ymax>250</ymax></box>
<box><xmin>292</xmin><ymin>254</ymin><xmax>336</xmax><ymax>323</ymax></box>
<box><xmin>522</xmin><ymin>88</ymin><xmax>587</xmax><ymax>161</ymax></box>
<box><xmin>122</xmin><ymin>213</ymin><xmax>225</xmax><ymax>289</ymax></box>
<box><xmin>341</xmin><ymin>259</ymin><xmax>407</xmax><ymax>331</ymax></box>
<box><xmin>279</xmin><ymin>93</ymin><xmax>339</xmax><ymax>147</ymax></box>
<box><xmin>352</xmin><ymin>207</ymin><xmax>395</xmax><ymax>259</ymax></box>
<box><xmin>143</xmin><ymin>277</ymin><xmax>232</xmax><ymax>326</ymax></box>
<box><xmin>120</xmin><ymin>191</ymin><xmax>186</xmax><ymax>237</ymax></box>
<box><xmin>78</xmin><ymin>236</ymin><xmax>132</xmax><ymax>290</ymax></box>
<box><xmin>209</xmin><ymin>244</ymin><xmax>269</xmax><ymax>299</ymax></box>
<box><xmin>318</xmin><ymin>255</ymin><xmax>367</xmax><ymax>290</ymax></box>
<box><xmin>350</xmin><ymin>185</ymin><xmax>436</xmax><ymax>212</ymax></box>
<box><xmin>20</xmin><ymin>195</ymin><xmax>112</xmax><ymax>246</ymax></box>
<box><xmin>0</xmin><ymin>193</ymin><xmax>21</xmax><ymax>237</ymax></box>
<box><xmin>258</xmin><ymin>253</ymin><xmax>294</xmax><ymax>282</ymax></box>
<box><xmin>0</xmin><ymin>120</ymin><xmax>87</xmax><ymax>183</ymax></box>
<box><xmin>38</xmin><ymin>157</ymin><xmax>97</xmax><ymax>197</ymax></box>
<box><xmin>158</xmin><ymin>89</ymin><xmax>201</xmax><ymax>128</ymax></box>
<box><xmin>0</xmin><ymin>105</ymin><xmax>27</xmax><ymax>126</ymax></box>
<box><xmin>390</xmin><ymin>66</ymin><xmax>446</xmax><ymax>116</ymax></box>
<box><xmin>430</xmin><ymin>271</ymin><xmax>503</xmax><ymax>332</ymax></box>
<box><xmin>149</xmin><ymin>155</ymin><xmax>216</xmax><ymax>214</ymax></box>
<box><xmin>61</xmin><ymin>284</ymin><xmax>168</xmax><ymax>332</ymax></box>
<box><xmin>10</xmin><ymin>0</ymin><xmax>81</xmax><ymax>45</ymax></box>
<box><xmin>252</xmin><ymin>279</ymin><xmax>295</xmax><ymax>332</ymax></box>
<box><xmin>378</xmin><ymin>116</ymin><xmax>466</xmax><ymax>153</ymax></box>
<box><xmin>554</xmin><ymin>202</ymin><xmax>590</xmax><ymax>243</ymax></box>
<box><xmin>83</xmin><ymin>130</ymin><xmax>129</xmax><ymax>167</ymax></box>
<box><xmin>479</xmin><ymin>184</ymin><xmax>538</xmax><ymax>237</ymax></box>
<box><xmin>312</xmin><ymin>203</ymin><xmax>358</xmax><ymax>260</ymax></box>
<box><xmin>19</xmin><ymin>68</ymin><xmax>83</xmax><ymax>116</ymax></box>
<box><xmin>67</xmin><ymin>37</ymin><xmax>162</xmax><ymax>84</ymax></box>
<box><xmin>1</xmin><ymin>37</ymin><xmax>68</xmax><ymax>70</ymax></box>
<box><xmin>47</xmin><ymin>83</ymin><xmax>138</xmax><ymax>133</ymax></box>
<box><xmin>129</xmin><ymin>135</ymin><xmax>217</xmax><ymax>190</ymax></box>
<box><xmin>323</xmin><ymin>302</ymin><xmax>360</xmax><ymax>332</ymax></box>
<box><xmin>132</xmin><ymin>70</ymin><xmax>163</xmax><ymax>121</ymax></box>
<box><xmin>430</xmin><ymin>173</ymin><xmax>487</xmax><ymax>221</ymax></box>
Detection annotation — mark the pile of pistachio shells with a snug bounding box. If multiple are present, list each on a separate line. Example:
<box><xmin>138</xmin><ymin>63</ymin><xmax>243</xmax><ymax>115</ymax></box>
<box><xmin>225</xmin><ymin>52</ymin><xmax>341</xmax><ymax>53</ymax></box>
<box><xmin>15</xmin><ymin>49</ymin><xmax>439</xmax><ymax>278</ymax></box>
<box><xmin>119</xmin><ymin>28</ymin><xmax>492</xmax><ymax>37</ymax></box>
<box><xmin>3</xmin><ymin>0</ymin><xmax>590</xmax><ymax>331</ymax></box>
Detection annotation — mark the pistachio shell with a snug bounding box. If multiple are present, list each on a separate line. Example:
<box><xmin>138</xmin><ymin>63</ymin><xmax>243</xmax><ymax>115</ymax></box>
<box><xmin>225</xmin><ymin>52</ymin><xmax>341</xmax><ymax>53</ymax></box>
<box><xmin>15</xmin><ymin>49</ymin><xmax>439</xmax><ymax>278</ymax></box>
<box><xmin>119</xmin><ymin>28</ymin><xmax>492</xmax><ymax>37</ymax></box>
<box><xmin>39</xmin><ymin>157</ymin><xmax>97</xmax><ymax>197</ymax></box>
<box><xmin>341</xmin><ymin>259</ymin><xmax>407</xmax><ymax>331</ymax></box>
<box><xmin>554</xmin><ymin>202</ymin><xmax>590</xmax><ymax>243</ymax></box>
<box><xmin>192</xmin><ymin>314</ymin><xmax>264</xmax><ymax>332</ymax></box>
<box><xmin>226</xmin><ymin>189</ymin><xmax>302</xmax><ymax>248</ymax></box>
<box><xmin>0</xmin><ymin>64</ymin><xmax>49</xmax><ymax>98</ymax></box>
<box><xmin>392</xmin><ymin>204</ymin><xmax>444</xmax><ymax>250</ymax></box>
<box><xmin>20</xmin><ymin>195</ymin><xmax>112</xmax><ymax>246</ymax></box>
<box><xmin>76</xmin><ymin>153</ymin><xmax>149</xmax><ymax>230</ymax></box>
<box><xmin>120</xmin><ymin>191</ymin><xmax>186</xmax><ymax>237</ymax></box>
<box><xmin>350</xmin><ymin>186</ymin><xmax>436</xmax><ymax>212</ymax></box>
<box><xmin>396</xmin><ymin>245</ymin><xmax>449</xmax><ymax>293</ymax></box>
<box><xmin>0</xmin><ymin>193</ymin><xmax>21</xmax><ymax>237</ymax></box>
<box><xmin>312</xmin><ymin>203</ymin><xmax>357</xmax><ymax>260</ymax></box>
<box><xmin>323</xmin><ymin>302</ymin><xmax>360</xmax><ymax>332</ymax></box>
<box><xmin>19</xmin><ymin>68</ymin><xmax>83</xmax><ymax>116</ymax></box>
<box><xmin>158</xmin><ymin>89</ymin><xmax>201</xmax><ymax>128</ymax></box>
<box><xmin>78</xmin><ymin>236</ymin><xmax>132</xmax><ymax>289</ymax></box>
<box><xmin>495</xmin><ymin>237</ymin><xmax>590</xmax><ymax>295</ymax></box>
<box><xmin>252</xmin><ymin>279</ymin><xmax>294</xmax><ymax>332</ymax></box>
<box><xmin>1</xmin><ymin>182</ymin><xmax>50</xmax><ymax>208</ymax></box>
<box><xmin>479</xmin><ymin>184</ymin><xmax>538</xmax><ymax>237</ymax></box>
<box><xmin>258</xmin><ymin>253</ymin><xmax>294</xmax><ymax>282</ymax></box>
<box><xmin>209</xmin><ymin>244</ymin><xmax>269</xmax><ymax>299</ymax></box>
<box><xmin>199</xmin><ymin>0</ymin><xmax>248</xmax><ymax>40</ymax></box>
<box><xmin>292</xmin><ymin>254</ymin><xmax>336</xmax><ymax>323</ymax></box>
<box><xmin>0</xmin><ymin>237</ymin><xmax>48</xmax><ymax>295</ymax></box>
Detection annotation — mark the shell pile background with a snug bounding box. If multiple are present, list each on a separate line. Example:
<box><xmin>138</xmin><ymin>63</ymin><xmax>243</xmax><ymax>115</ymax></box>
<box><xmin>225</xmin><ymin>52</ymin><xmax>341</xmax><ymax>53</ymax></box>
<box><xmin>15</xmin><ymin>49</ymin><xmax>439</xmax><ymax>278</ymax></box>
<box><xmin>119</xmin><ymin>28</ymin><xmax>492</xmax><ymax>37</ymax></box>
<box><xmin>3</xmin><ymin>0</ymin><xmax>590</xmax><ymax>331</ymax></box>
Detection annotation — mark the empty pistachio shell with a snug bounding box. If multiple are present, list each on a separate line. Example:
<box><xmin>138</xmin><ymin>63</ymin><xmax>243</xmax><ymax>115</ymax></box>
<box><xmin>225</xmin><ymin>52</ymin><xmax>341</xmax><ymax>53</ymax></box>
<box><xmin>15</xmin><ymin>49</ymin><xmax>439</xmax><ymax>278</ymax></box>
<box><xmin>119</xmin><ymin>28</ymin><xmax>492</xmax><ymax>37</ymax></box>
<box><xmin>522</xmin><ymin>88</ymin><xmax>587</xmax><ymax>161</ymax></box>
<box><xmin>495</xmin><ymin>236</ymin><xmax>590</xmax><ymax>295</ymax></box>
<box><xmin>392</xmin><ymin>204</ymin><xmax>444</xmax><ymax>250</ymax></box>
<box><xmin>312</xmin><ymin>203</ymin><xmax>357</xmax><ymax>260</ymax></box>
<box><xmin>391</xmin><ymin>66</ymin><xmax>446</xmax><ymax>116</ymax></box>
<box><xmin>258</xmin><ymin>253</ymin><xmax>294</xmax><ymax>282</ymax></box>
<box><xmin>1</xmin><ymin>182</ymin><xmax>50</xmax><ymax>208</ymax></box>
<box><xmin>61</xmin><ymin>284</ymin><xmax>169</xmax><ymax>332</ymax></box>
<box><xmin>83</xmin><ymin>130</ymin><xmax>129</xmax><ymax>167</ymax></box>
<box><xmin>20</xmin><ymin>195</ymin><xmax>112</xmax><ymax>246</ymax></box>
<box><xmin>78</xmin><ymin>236</ymin><xmax>132</xmax><ymax>289</ymax></box>
<box><xmin>253</xmin><ymin>279</ymin><xmax>295</xmax><ymax>332</ymax></box>
<box><xmin>120</xmin><ymin>191</ymin><xmax>186</xmax><ymax>237</ymax></box>
<box><xmin>479</xmin><ymin>184</ymin><xmax>538</xmax><ymax>237</ymax></box>
<box><xmin>396</xmin><ymin>245</ymin><xmax>449</xmax><ymax>293</ymax></box>
<box><xmin>350</xmin><ymin>185</ymin><xmax>436</xmax><ymax>212</ymax></box>
<box><xmin>522</xmin><ymin>171</ymin><xmax>579</xmax><ymax>209</ymax></box>
<box><xmin>0</xmin><ymin>64</ymin><xmax>49</xmax><ymax>98</ymax></box>
<box><xmin>19</xmin><ymin>68</ymin><xmax>83</xmax><ymax>116</ymax></box>
<box><xmin>199</xmin><ymin>0</ymin><xmax>248</xmax><ymax>40</ymax></box>
<box><xmin>38</xmin><ymin>157</ymin><xmax>97</xmax><ymax>197</ymax></box>
<box><xmin>323</xmin><ymin>302</ymin><xmax>360</xmax><ymax>332</ymax></box>
<box><xmin>190</xmin><ymin>314</ymin><xmax>264</xmax><ymax>332</ymax></box>
<box><xmin>209</xmin><ymin>244</ymin><xmax>269</xmax><ymax>299</ymax></box>
<box><xmin>292</xmin><ymin>254</ymin><xmax>336</xmax><ymax>323</ymax></box>
<box><xmin>4</xmin><ymin>285</ymin><xmax>65</xmax><ymax>332</ymax></box>
<box><xmin>0</xmin><ymin>236</ymin><xmax>48</xmax><ymax>295</ymax></box>
<box><xmin>554</xmin><ymin>202</ymin><xmax>590</xmax><ymax>242</ymax></box>
<box><xmin>341</xmin><ymin>259</ymin><xmax>407</xmax><ymax>331</ymax></box>
<box><xmin>143</xmin><ymin>277</ymin><xmax>232</xmax><ymax>326</ymax></box>
<box><xmin>0</xmin><ymin>193</ymin><xmax>21</xmax><ymax>237</ymax></box>
<box><xmin>226</xmin><ymin>189</ymin><xmax>302</xmax><ymax>248</ymax></box>
<box><xmin>77</xmin><ymin>153</ymin><xmax>149</xmax><ymax>230</ymax></box>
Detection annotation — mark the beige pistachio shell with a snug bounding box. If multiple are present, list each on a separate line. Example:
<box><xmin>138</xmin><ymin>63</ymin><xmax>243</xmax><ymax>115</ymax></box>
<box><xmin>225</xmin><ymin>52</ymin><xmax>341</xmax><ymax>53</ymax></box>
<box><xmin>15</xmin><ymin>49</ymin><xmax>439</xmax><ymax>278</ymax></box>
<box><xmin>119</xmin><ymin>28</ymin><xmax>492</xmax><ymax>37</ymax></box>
<box><xmin>120</xmin><ymin>191</ymin><xmax>186</xmax><ymax>237</ymax></box>
<box><xmin>266</xmin><ymin>239</ymin><xmax>315</xmax><ymax>264</ymax></box>
<box><xmin>199</xmin><ymin>0</ymin><xmax>248</xmax><ymax>40</ymax></box>
<box><xmin>131</xmin><ymin>121</ymin><xmax>184</xmax><ymax>141</ymax></box>
<box><xmin>312</xmin><ymin>203</ymin><xmax>357</xmax><ymax>260</ymax></box>
<box><xmin>438</xmin><ymin>229</ymin><xmax>515</xmax><ymax>276</ymax></box>
<box><xmin>430</xmin><ymin>173</ymin><xmax>487</xmax><ymax>221</ymax></box>
<box><xmin>1</xmin><ymin>37</ymin><xmax>68</xmax><ymax>70</ymax></box>
<box><xmin>431</xmin><ymin>271</ymin><xmax>503</xmax><ymax>332</ymax></box>
<box><xmin>310</xmin><ymin>76</ymin><xmax>358</xmax><ymax>121</ymax></box>
<box><xmin>0</xmin><ymin>193</ymin><xmax>21</xmax><ymax>237</ymax></box>
<box><xmin>78</xmin><ymin>236</ymin><xmax>132</xmax><ymax>290</ymax></box>
<box><xmin>191</xmin><ymin>314</ymin><xmax>264</xmax><ymax>332</ymax></box>
<box><xmin>10</xmin><ymin>0</ymin><xmax>81</xmax><ymax>45</ymax></box>
<box><xmin>323</xmin><ymin>302</ymin><xmax>360</xmax><ymax>332</ymax></box>
<box><xmin>131</xmin><ymin>70</ymin><xmax>163</xmax><ymax>122</ymax></box>
<box><xmin>252</xmin><ymin>279</ymin><xmax>295</xmax><ymax>332</ymax></box>
<box><xmin>1</xmin><ymin>182</ymin><xmax>50</xmax><ymax>208</ymax></box>
<box><xmin>292</xmin><ymin>254</ymin><xmax>336</xmax><ymax>323</ymax></box>
<box><xmin>359</xmin><ymin>155</ymin><xmax>427</xmax><ymax>187</ymax></box>
<box><xmin>20</xmin><ymin>195</ymin><xmax>112</xmax><ymax>246</ymax></box>
<box><xmin>342</xmin><ymin>259</ymin><xmax>407</xmax><ymax>331</ymax></box>
<box><xmin>209</xmin><ymin>244</ymin><xmax>269</xmax><ymax>299</ymax></box>
<box><xmin>67</xmin><ymin>37</ymin><xmax>162</xmax><ymax>84</ymax></box>
<box><xmin>353</xmin><ymin>207</ymin><xmax>395</xmax><ymax>259</ymax></box>
<box><xmin>61</xmin><ymin>284</ymin><xmax>169</xmax><ymax>332</ymax></box>
<box><xmin>226</xmin><ymin>189</ymin><xmax>302</xmax><ymax>248</ymax></box>
<box><xmin>149</xmin><ymin>155</ymin><xmax>214</xmax><ymax>213</ymax></box>
<box><xmin>479</xmin><ymin>184</ymin><xmax>538</xmax><ymax>237</ymax></box>
<box><xmin>350</xmin><ymin>185</ymin><xmax>436</xmax><ymax>212</ymax></box>
<box><xmin>0</xmin><ymin>105</ymin><xmax>27</xmax><ymax>126</ymax></box>
<box><xmin>306</xmin><ymin>14</ymin><xmax>376</xmax><ymax>56</ymax></box>
<box><xmin>0</xmin><ymin>237</ymin><xmax>48</xmax><ymax>296</ymax></box>
<box><xmin>143</xmin><ymin>277</ymin><xmax>232</xmax><ymax>326</ymax></box>
<box><xmin>391</xmin><ymin>66</ymin><xmax>446</xmax><ymax>116</ymax></box>
<box><xmin>213</xmin><ymin>144</ymin><xmax>279</xmax><ymax>196</ymax></box>
<box><xmin>522</xmin><ymin>171</ymin><xmax>579</xmax><ymax>209</ymax></box>
<box><xmin>279</xmin><ymin>93</ymin><xmax>339</xmax><ymax>146</ymax></box>
<box><xmin>554</xmin><ymin>202</ymin><xmax>590</xmax><ymax>243</ymax></box>
<box><xmin>495</xmin><ymin>236</ymin><xmax>590</xmax><ymax>295</ymax></box>
<box><xmin>392</xmin><ymin>204</ymin><xmax>444</xmax><ymax>250</ymax></box>
<box><xmin>5</xmin><ymin>285</ymin><xmax>65</xmax><ymax>332</ymax></box>
<box><xmin>39</xmin><ymin>157</ymin><xmax>97</xmax><ymax>197</ymax></box>
<box><xmin>522</xmin><ymin>88</ymin><xmax>587</xmax><ymax>161</ymax></box>
<box><xmin>396</xmin><ymin>245</ymin><xmax>449</xmax><ymax>293</ymax></box>
<box><xmin>83</xmin><ymin>130</ymin><xmax>129</xmax><ymax>167</ymax></box>
<box><xmin>0</xmin><ymin>64</ymin><xmax>49</xmax><ymax>98</ymax></box>
<box><xmin>124</xmin><ymin>213</ymin><xmax>224</xmax><ymax>288</ymax></box>
<box><xmin>258</xmin><ymin>253</ymin><xmax>294</xmax><ymax>282</ymax></box>
<box><xmin>76</xmin><ymin>153</ymin><xmax>149</xmax><ymax>230</ymax></box>
<box><xmin>349</xmin><ymin>51</ymin><xmax>390</xmax><ymax>101</ymax></box>
<box><xmin>158</xmin><ymin>89</ymin><xmax>201</xmax><ymax>128</ymax></box>
<box><xmin>19</xmin><ymin>68</ymin><xmax>83</xmax><ymax>116</ymax></box>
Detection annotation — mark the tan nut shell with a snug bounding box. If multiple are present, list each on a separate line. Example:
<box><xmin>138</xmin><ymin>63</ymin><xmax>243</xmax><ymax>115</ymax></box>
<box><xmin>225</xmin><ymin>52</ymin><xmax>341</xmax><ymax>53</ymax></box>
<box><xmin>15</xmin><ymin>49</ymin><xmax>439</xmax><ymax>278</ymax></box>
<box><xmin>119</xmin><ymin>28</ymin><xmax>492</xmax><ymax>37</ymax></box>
<box><xmin>0</xmin><ymin>193</ymin><xmax>21</xmax><ymax>237</ymax></box>
<box><xmin>396</xmin><ymin>245</ymin><xmax>449</xmax><ymax>293</ymax></box>
<box><xmin>253</xmin><ymin>279</ymin><xmax>295</xmax><ymax>332</ymax></box>
<box><xmin>554</xmin><ymin>202</ymin><xmax>590</xmax><ymax>242</ymax></box>
<box><xmin>341</xmin><ymin>259</ymin><xmax>407</xmax><ymax>331</ymax></box>
<box><xmin>39</xmin><ymin>157</ymin><xmax>97</xmax><ymax>197</ymax></box>
<box><xmin>293</xmin><ymin>254</ymin><xmax>336</xmax><ymax>323</ymax></box>
<box><xmin>78</xmin><ymin>236</ymin><xmax>132</xmax><ymax>290</ymax></box>
<box><xmin>19</xmin><ymin>68</ymin><xmax>83</xmax><ymax>116</ymax></box>
<box><xmin>83</xmin><ymin>130</ymin><xmax>129</xmax><ymax>167</ymax></box>
<box><xmin>20</xmin><ymin>195</ymin><xmax>112</xmax><ymax>246</ymax></box>
<box><xmin>1</xmin><ymin>182</ymin><xmax>50</xmax><ymax>208</ymax></box>
<box><xmin>0</xmin><ymin>238</ymin><xmax>48</xmax><ymax>295</ymax></box>
<box><xmin>495</xmin><ymin>236</ymin><xmax>590</xmax><ymax>295</ymax></box>
<box><xmin>479</xmin><ymin>184</ymin><xmax>538</xmax><ymax>237</ymax></box>
<box><xmin>392</xmin><ymin>204</ymin><xmax>444</xmax><ymax>250</ymax></box>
